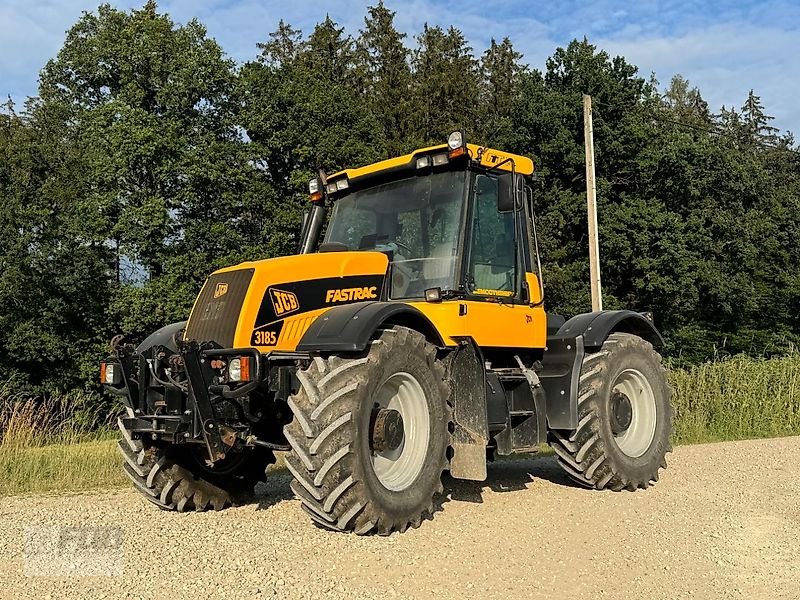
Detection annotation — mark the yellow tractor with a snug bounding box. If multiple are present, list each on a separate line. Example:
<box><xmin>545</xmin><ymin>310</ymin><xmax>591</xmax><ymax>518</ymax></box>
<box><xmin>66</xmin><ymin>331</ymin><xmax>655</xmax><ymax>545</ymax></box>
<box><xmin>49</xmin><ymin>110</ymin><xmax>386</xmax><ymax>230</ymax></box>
<box><xmin>102</xmin><ymin>132</ymin><xmax>672</xmax><ymax>534</ymax></box>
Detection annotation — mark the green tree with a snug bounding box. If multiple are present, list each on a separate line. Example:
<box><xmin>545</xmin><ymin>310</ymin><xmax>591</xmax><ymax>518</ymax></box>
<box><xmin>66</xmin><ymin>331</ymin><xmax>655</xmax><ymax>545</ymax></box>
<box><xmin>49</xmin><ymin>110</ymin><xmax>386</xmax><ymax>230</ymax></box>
<box><xmin>478</xmin><ymin>37</ymin><xmax>525</xmax><ymax>146</ymax></box>
<box><xmin>741</xmin><ymin>89</ymin><xmax>780</xmax><ymax>146</ymax></box>
<box><xmin>38</xmin><ymin>2</ymin><xmax>264</xmax><ymax>343</ymax></box>
<box><xmin>662</xmin><ymin>74</ymin><xmax>712</xmax><ymax>128</ymax></box>
<box><xmin>239</xmin><ymin>17</ymin><xmax>385</xmax><ymax>256</ymax></box>
<box><xmin>411</xmin><ymin>25</ymin><xmax>480</xmax><ymax>144</ymax></box>
<box><xmin>0</xmin><ymin>99</ymin><xmax>112</xmax><ymax>390</ymax></box>
<box><xmin>257</xmin><ymin>19</ymin><xmax>303</xmax><ymax>66</ymax></box>
<box><xmin>356</xmin><ymin>2</ymin><xmax>413</xmax><ymax>155</ymax></box>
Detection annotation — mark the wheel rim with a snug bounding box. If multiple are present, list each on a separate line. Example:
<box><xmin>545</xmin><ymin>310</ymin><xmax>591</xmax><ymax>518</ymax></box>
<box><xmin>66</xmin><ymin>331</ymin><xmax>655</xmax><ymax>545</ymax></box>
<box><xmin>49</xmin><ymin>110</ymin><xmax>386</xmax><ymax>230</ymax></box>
<box><xmin>370</xmin><ymin>372</ymin><xmax>430</xmax><ymax>492</ymax></box>
<box><xmin>610</xmin><ymin>368</ymin><xmax>657</xmax><ymax>458</ymax></box>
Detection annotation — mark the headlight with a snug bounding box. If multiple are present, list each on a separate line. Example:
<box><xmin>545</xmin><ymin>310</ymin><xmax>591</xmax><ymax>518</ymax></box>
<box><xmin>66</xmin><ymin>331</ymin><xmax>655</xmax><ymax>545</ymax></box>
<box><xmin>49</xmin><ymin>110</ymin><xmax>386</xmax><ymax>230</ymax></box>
<box><xmin>447</xmin><ymin>130</ymin><xmax>467</xmax><ymax>158</ymax></box>
<box><xmin>309</xmin><ymin>177</ymin><xmax>323</xmax><ymax>201</ymax></box>
<box><xmin>432</xmin><ymin>152</ymin><xmax>449</xmax><ymax>166</ymax></box>
<box><xmin>447</xmin><ymin>130</ymin><xmax>464</xmax><ymax>150</ymax></box>
<box><xmin>227</xmin><ymin>357</ymin><xmax>251</xmax><ymax>382</ymax></box>
<box><xmin>416</xmin><ymin>156</ymin><xmax>431</xmax><ymax>169</ymax></box>
<box><xmin>326</xmin><ymin>178</ymin><xmax>349</xmax><ymax>194</ymax></box>
<box><xmin>100</xmin><ymin>362</ymin><xmax>120</xmax><ymax>385</ymax></box>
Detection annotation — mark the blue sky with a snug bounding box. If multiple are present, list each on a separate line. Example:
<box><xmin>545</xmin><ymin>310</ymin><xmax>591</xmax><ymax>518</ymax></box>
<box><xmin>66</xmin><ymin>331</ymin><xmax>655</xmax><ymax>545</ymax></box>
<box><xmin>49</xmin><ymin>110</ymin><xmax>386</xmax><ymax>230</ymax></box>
<box><xmin>2</xmin><ymin>0</ymin><xmax>799</xmax><ymax>134</ymax></box>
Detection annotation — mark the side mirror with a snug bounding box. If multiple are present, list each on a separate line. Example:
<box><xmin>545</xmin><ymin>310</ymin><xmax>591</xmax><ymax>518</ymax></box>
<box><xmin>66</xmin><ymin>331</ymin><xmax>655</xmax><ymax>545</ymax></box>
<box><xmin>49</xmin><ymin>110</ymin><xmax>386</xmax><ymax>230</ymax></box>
<box><xmin>497</xmin><ymin>173</ymin><xmax>523</xmax><ymax>213</ymax></box>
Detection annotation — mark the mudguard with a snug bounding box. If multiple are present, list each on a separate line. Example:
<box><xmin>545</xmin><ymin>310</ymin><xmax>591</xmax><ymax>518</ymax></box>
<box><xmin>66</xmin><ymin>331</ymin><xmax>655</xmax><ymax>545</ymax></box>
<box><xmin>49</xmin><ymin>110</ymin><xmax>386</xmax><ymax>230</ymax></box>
<box><xmin>296</xmin><ymin>301</ymin><xmax>441</xmax><ymax>352</ymax></box>
<box><xmin>556</xmin><ymin>310</ymin><xmax>663</xmax><ymax>349</ymax></box>
<box><xmin>540</xmin><ymin>310</ymin><xmax>663</xmax><ymax>430</ymax></box>
<box><xmin>445</xmin><ymin>339</ymin><xmax>489</xmax><ymax>481</ymax></box>
<box><xmin>136</xmin><ymin>321</ymin><xmax>187</xmax><ymax>354</ymax></box>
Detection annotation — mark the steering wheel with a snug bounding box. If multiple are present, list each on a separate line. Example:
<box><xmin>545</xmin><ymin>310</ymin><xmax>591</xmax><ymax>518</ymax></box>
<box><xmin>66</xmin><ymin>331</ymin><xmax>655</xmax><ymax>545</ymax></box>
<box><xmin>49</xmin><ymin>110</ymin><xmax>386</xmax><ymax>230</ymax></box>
<box><xmin>392</xmin><ymin>240</ymin><xmax>413</xmax><ymax>257</ymax></box>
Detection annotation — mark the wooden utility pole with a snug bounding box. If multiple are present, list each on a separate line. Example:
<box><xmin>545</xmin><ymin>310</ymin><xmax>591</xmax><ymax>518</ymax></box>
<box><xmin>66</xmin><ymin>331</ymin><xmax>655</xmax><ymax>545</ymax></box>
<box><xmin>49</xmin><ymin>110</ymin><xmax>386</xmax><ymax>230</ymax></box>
<box><xmin>583</xmin><ymin>94</ymin><xmax>603</xmax><ymax>311</ymax></box>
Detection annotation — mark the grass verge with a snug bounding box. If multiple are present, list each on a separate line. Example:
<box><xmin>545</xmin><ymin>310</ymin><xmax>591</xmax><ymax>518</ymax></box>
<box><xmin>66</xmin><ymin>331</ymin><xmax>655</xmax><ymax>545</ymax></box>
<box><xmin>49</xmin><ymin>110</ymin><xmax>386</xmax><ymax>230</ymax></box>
<box><xmin>0</xmin><ymin>438</ymin><xmax>125</xmax><ymax>496</ymax></box>
<box><xmin>0</xmin><ymin>387</ymin><xmax>125</xmax><ymax>496</ymax></box>
<box><xmin>2</xmin><ymin>352</ymin><xmax>799</xmax><ymax>496</ymax></box>
<box><xmin>670</xmin><ymin>353</ymin><xmax>800</xmax><ymax>444</ymax></box>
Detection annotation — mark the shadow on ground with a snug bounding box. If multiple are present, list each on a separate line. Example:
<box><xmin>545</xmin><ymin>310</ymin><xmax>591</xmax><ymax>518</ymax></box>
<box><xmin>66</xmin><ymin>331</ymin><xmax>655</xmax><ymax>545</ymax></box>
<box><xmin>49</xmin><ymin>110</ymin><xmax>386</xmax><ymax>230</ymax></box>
<box><xmin>253</xmin><ymin>470</ymin><xmax>294</xmax><ymax>511</ymax></box>
<box><xmin>443</xmin><ymin>454</ymin><xmax>579</xmax><ymax>506</ymax></box>
<box><xmin>251</xmin><ymin>453</ymin><xmax>578</xmax><ymax>511</ymax></box>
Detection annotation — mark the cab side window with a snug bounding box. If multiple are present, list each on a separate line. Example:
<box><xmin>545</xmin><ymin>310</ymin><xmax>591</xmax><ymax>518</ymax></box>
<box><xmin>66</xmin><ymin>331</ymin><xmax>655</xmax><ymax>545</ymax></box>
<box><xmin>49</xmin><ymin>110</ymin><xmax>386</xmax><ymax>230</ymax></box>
<box><xmin>468</xmin><ymin>175</ymin><xmax>517</xmax><ymax>295</ymax></box>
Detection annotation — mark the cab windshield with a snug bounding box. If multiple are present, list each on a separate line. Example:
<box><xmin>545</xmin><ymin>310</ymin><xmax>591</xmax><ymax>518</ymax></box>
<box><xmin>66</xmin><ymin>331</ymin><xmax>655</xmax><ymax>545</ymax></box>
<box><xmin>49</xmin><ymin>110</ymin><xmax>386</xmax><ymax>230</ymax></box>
<box><xmin>324</xmin><ymin>170</ymin><xmax>466</xmax><ymax>299</ymax></box>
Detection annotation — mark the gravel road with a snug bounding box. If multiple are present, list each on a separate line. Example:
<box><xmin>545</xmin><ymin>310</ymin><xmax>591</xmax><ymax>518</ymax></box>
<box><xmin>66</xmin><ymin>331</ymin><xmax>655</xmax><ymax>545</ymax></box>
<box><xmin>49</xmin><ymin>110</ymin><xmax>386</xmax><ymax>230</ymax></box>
<box><xmin>1</xmin><ymin>436</ymin><xmax>798</xmax><ymax>600</ymax></box>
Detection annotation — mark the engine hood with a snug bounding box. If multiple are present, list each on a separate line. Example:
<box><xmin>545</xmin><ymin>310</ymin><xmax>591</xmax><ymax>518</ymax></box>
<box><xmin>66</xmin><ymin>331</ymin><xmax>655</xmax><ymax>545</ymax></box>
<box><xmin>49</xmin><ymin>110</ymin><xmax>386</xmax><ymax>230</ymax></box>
<box><xmin>184</xmin><ymin>251</ymin><xmax>389</xmax><ymax>351</ymax></box>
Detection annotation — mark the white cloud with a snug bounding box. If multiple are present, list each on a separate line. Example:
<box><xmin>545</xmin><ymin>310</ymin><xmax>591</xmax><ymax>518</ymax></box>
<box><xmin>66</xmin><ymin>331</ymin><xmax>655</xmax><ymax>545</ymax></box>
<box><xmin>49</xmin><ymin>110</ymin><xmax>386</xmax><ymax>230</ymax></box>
<box><xmin>596</xmin><ymin>23</ymin><xmax>800</xmax><ymax>133</ymax></box>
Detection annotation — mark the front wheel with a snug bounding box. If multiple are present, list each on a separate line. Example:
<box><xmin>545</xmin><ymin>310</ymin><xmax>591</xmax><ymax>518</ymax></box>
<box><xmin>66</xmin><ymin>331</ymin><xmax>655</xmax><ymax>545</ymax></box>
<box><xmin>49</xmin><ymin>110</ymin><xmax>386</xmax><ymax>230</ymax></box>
<box><xmin>549</xmin><ymin>332</ymin><xmax>673</xmax><ymax>491</ymax></box>
<box><xmin>118</xmin><ymin>420</ymin><xmax>274</xmax><ymax>511</ymax></box>
<box><xmin>284</xmin><ymin>326</ymin><xmax>451</xmax><ymax>535</ymax></box>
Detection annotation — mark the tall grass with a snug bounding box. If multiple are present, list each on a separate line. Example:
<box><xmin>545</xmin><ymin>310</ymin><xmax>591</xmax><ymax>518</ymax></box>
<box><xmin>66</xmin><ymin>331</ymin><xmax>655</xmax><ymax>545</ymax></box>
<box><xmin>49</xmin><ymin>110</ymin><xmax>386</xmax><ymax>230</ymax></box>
<box><xmin>1</xmin><ymin>353</ymin><xmax>799</xmax><ymax>496</ymax></box>
<box><xmin>669</xmin><ymin>352</ymin><xmax>800</xmax><ymax>444</ymax></box>
<box><xmin>0</xmin><ymin>386</ymin><xmax>125</xmax><ymax>495</ymax></box>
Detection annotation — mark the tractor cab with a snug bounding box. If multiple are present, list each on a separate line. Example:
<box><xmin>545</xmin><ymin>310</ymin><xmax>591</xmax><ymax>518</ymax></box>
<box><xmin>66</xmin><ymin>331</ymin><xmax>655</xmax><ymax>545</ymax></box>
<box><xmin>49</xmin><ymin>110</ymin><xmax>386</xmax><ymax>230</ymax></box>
<box><xmin>307</xmin><ymin>133</ymin><xmax>539</xmax><ymax>299</ymax></box>
<box><xmin>296</xmin><ymin>131</ymin><xmax>547</xmax><ymax>351</ymax></box>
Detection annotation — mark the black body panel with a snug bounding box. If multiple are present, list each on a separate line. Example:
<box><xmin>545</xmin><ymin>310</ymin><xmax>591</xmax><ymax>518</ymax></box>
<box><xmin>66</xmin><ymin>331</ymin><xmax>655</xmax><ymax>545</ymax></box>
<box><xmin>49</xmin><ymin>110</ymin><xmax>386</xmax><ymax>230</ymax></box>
<box><xmin>539</xmin><ymin>334</ymin><xmax>585</xmax><ymax>430</ymax></box>
<box><xmin>184</xmin><ymin>269</ymin><xmax>254</xmax><ymax>347</ymax></box>
<box><xmin>557</xmin><ymin>310</ymin><xmax>664</xmax><ymax>349</ymax></box>
<box><xmin>252</xmin><ymin>274</ymin><xmax>386</xmax><ymax>331</ymax></box>
<box><xmin>296</xmin><ymin>301</ymin><xmax>440</xmax><ymax>352</ymax></box>
<box><xmin>135</xmin><ymin>321</ymin><xmax>187</xmax><ymax>354</ymax></box>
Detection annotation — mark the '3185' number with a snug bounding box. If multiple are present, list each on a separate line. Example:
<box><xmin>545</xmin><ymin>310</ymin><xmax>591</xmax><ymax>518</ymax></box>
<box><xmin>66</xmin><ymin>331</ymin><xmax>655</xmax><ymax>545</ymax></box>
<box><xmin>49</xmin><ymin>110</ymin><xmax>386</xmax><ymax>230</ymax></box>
<box><xmin>253</xmin><ymin>330</ymin><xmax>278</xmax><ymax>346</ymax></box>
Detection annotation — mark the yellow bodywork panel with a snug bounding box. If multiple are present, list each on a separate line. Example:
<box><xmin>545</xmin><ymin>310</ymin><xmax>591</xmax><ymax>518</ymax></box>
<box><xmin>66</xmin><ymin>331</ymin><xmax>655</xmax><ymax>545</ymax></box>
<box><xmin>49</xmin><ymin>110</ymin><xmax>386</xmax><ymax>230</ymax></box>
<box><xmin>330</xmin><ymin>143</ymin><xmax>534</xmax><ymax>184</ymax></box>
<box><xmin>188</xmin><ymin>253</ymin><xmax>547</xmax><ymax>352</ymax></box>
<box><xmin>409</xmin><ymin>292</ymin><xmax>547</xmax><ymax>350</ymax></box>
<box><xmin>193</xmin><ymin>252</ymin><xmax>389</xmax><ymax>352</ymax></box>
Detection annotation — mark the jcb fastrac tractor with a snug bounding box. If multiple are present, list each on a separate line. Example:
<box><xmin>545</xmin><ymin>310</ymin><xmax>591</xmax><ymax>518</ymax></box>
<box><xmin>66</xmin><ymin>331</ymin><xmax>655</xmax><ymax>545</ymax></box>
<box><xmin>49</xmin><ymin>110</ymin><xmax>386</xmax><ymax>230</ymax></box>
<box><xmin>102</xmin><ymin>132</ymin><xmax>673</xmax><ymax>535</ymax></box>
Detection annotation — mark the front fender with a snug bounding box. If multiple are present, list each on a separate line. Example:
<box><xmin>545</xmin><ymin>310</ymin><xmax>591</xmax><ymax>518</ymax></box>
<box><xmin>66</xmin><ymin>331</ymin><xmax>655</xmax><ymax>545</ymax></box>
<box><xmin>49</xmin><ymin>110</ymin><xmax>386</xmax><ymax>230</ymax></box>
<box><xmin>135</xmin><ymin>321</ymin><xmax>187</xmax><ymax>354</ymax></box>
<box><xmin>296</xmin><ymin>302</ymin><xmax>441</xmax><ymax>352</ymax></box>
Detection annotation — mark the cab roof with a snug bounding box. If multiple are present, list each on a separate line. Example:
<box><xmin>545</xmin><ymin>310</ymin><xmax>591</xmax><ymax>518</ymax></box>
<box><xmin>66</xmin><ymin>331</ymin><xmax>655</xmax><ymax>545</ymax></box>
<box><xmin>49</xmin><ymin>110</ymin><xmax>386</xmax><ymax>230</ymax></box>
<box><xmin>330</xmin><ymin>143</ymin><xmax>534</xmax><ymax>183</ymax></box>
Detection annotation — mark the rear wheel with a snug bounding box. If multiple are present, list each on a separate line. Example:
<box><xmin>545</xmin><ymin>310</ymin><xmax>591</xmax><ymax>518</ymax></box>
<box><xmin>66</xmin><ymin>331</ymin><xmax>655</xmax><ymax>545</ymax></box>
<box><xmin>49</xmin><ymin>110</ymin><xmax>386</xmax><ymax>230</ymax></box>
<box><xmin>549</xmin><ymin>333</ymin><xmax>673</xmax><ymax>490</ymax></box>
<box><xmin>117</xmin><ymin>419</ymin><xmax>274</xmax><ymax>511</ymax></box>
<box><xmin>284</xmin><ymin>326</ymin><xmax>451</xmax><ymax>535</ymax></box>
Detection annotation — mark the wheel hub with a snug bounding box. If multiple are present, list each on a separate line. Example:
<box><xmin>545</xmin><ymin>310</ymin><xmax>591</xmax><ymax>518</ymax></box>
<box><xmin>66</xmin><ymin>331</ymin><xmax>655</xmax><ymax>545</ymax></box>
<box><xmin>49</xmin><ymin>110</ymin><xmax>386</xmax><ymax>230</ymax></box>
<box><xmin>371</xmin><ymin>408</ymin><xmax>405</xmax><ymax>452</ymax></box>
<box><xmin>610</xmin><ymin>391</ymin><xmax>633</xmax><ymax>434</ymax></box>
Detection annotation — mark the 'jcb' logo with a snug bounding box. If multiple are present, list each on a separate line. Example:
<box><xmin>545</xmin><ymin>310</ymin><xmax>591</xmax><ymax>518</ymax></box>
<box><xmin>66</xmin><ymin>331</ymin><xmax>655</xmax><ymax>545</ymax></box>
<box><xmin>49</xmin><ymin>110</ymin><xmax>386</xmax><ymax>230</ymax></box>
<box><xmin>325</xmin><ymin>286</ymin><xmax>378</xmax><ymax>303</ymax></box>
<box><xmin>213</xmin><ymin>283</ymin><xmax>228</xmax><ymax>299</ymax></box>
<box><xmin>269</xmin><ymin>288</ymin><xmax>300</xmax><ymax>316</ymax></box>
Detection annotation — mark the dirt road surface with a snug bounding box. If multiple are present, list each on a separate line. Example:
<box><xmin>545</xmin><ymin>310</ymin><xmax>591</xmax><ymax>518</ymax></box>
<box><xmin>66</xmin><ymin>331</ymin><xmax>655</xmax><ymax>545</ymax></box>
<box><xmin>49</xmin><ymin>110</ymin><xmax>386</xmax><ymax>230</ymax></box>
<box><xmin>1</xmin><ymin>436</ymin><xmax>798</xmax><ymax>600</ymax></box>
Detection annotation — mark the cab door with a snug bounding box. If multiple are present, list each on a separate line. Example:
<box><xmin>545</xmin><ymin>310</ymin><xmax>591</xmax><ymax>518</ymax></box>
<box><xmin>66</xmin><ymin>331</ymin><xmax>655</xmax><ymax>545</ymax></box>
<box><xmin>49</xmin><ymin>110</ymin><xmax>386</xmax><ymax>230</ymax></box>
<box><xmin>460</xmin><ymin>172</ymin><xmax>546</xmax><ymax>349</ymax></box>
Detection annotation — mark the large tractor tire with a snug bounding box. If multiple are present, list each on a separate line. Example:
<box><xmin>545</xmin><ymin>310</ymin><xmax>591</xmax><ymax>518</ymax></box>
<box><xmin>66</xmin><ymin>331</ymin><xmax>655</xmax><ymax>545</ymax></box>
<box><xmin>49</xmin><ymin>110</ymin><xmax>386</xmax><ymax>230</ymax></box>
<box><xmin>117</xmin><ymin>420</ymin><xmax>273</xmax><ymax>512</ymax></box>
<box><xmin>549</xmin><ymin>332</ymin><xmax>673</xmax><ymax>491</ymax></box>
<box><xmin>284</xmin><ymin>326</ymin><xmax>451</xmax><ymax>535</ymax></box>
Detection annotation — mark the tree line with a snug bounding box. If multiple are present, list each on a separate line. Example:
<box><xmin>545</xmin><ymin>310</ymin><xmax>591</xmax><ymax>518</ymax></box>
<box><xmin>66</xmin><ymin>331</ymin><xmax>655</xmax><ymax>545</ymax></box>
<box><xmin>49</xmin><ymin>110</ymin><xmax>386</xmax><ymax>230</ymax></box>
<box><xmin>1</xmin><ymin>0</ymin><xmax>798</xmax><ymax>394</ymax></box>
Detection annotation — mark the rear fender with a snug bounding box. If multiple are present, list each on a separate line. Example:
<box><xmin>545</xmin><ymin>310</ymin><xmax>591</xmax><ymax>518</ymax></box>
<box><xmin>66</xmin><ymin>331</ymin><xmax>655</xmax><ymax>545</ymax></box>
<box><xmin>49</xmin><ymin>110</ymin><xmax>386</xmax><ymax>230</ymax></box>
<box><xmin>556</xmin><ymin>310</ymin><xmax>663</xmax><ymax>350</ymax></box>
<box><xmin>540</xmin><ymin>310</ymin><xmax>663</xmax><ymax>430</ymax></box>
